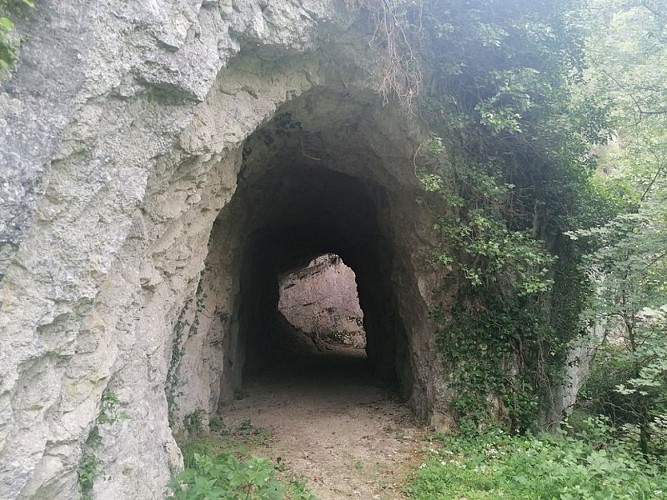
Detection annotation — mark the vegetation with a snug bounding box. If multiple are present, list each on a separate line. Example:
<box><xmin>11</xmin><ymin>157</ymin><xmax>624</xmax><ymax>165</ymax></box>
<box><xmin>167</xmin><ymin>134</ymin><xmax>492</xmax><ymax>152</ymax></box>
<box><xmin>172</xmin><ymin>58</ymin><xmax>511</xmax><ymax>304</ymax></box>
<box><xmin>158</xmin><ymin>0</ymin><xmax>667</xmax><ymax>497</ymax></box>
<box><xmin>568</xmin><ymin>0</ymin><xmax>667</xmax><ymax>462</ymax></box>
<box><xmin>354</xmin><ymin>0</ymin><xmax>607</xmax><ymax>432</ymax></box>
<box><xmin>355</xmin><ymin>0</ymin><xmax>666</xmax><ymax>446</ymax></box>
<box><xmin>0</xmin><ymin>0</ymin><xmax>32</xmax><ymax>69</ymax></box>
<box><xmin>78</xmin><ymin>390</ymin><xmax>130</xmax><ymax>499</ymax></box>
<box><xmin>169</xmin><ymin>419</ymin><xmax>315</xmax><ymax>500</ymax></box>
<box><xmin>406</xmin><ymin>424</ymin><xmax>667</xmax><ymax>499</ymax></box>
<box><xmin>351</xmin><ymin>0</ymin><xmax>667</xmax><ymax>497</ymax></box>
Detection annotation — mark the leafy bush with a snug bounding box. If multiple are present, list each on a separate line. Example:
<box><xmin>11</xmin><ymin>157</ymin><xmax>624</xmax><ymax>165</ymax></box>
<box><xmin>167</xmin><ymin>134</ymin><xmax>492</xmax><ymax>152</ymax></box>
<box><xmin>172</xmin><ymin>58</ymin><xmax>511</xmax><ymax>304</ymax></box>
<box><xmin>169</xmin><ymin>453</ymin><xmax>285</xmax><ymax>500</ymax></box>
<box><xmin>170</xmin><ymin>426</ymin><xmax>315</xmax><ymax>500</ymax></box>
<box><xmin>406</xmin><ymin>427</ymin><xmax>667</xmax><ymax>499</ymax></box>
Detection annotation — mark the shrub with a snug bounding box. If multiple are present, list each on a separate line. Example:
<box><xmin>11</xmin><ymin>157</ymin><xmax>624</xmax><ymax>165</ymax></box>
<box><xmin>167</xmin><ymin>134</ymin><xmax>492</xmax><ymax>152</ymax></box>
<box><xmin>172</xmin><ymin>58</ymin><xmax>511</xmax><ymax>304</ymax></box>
<box><xmin>168</xmin><ymin>453</ymin><xmax>284</xmax><ymax>500</ymax></box>
<box><xmin>405</xmin><ymin>428</ymin><xmax>667</xmax><ymax>499</ymax></box>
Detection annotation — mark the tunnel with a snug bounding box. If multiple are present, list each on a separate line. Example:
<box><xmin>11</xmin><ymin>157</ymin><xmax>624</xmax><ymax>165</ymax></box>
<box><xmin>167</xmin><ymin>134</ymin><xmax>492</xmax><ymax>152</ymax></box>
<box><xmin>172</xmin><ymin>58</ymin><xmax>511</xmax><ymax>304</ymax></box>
<box><xmin>213</xmin><ymin>120</ymin><xmax>415</xmax><ymax>398</ymax></box>
<box><xmin>218</xmin><ymin>88</ymin><xmax>419</xmax><ymax>404</ymax></box>
<box><xmin>168</xmin><ymin>87</ymin><xmax>446</xmax><ymax>434</ymax></box>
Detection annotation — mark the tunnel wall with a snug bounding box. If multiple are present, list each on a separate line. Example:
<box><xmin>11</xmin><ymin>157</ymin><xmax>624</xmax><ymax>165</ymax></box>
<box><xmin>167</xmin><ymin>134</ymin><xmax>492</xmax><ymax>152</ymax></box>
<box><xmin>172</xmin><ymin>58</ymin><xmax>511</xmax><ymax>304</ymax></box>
<box><xmin>0</xmin><ymin>2</ymin><xmax>453</xmax><ymax>498</ymax></box>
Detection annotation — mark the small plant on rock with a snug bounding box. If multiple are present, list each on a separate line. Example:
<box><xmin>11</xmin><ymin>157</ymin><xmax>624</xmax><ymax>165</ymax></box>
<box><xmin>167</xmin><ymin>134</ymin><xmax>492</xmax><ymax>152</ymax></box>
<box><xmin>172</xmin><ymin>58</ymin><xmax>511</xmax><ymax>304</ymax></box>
<box><xmin>78</xmin><ymin>451</ymin><xmax>101</xmax><ymax>500</ymax></box>
<box><xmin>209</xmin><ymin>415</ymin><xmax>225</xmax><ymax>434</ymax></box>
<box><xmin>183</xmin><ymin>409</ymin><xmax>205</xmax><ymax>435</ymax></box>
<box><xmin>98</xmin><ymin>390</ymin><xmax>130</xmax><ymax>424</ymax></box>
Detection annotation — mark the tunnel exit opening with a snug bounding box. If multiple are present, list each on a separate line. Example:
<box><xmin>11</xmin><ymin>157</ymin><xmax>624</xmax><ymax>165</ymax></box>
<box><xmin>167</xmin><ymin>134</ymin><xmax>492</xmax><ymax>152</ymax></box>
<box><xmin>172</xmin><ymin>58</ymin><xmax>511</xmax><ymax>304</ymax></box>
<box><xmin>277</xmin><ymin>253</ymin><xmax>367</xmax><ymax>356</ymax></box>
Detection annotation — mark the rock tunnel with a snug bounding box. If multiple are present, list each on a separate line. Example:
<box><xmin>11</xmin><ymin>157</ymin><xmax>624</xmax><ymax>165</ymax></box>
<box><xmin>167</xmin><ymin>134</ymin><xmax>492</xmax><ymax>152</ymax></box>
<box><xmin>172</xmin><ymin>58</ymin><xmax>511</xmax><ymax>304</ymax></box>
<box><xmin>232</xmin><ymin>166</ymin><xmax>403</xmax><ymax>382</ymax></box>
<box><xmin>223</xmin><ymin>140</ymin><xmax>408</xmax><ymax>391</ymax></box>
<box><xmin>170</xmin><ymin>88</ymin><xmax>445</xmax><ymax>431</ymax></box>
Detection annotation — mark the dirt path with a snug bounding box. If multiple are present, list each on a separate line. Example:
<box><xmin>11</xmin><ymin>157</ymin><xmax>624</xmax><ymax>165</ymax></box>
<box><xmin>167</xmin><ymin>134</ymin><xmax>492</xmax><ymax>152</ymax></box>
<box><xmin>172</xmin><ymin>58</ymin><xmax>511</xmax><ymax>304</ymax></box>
<box><xmin>223</xmin><ymin>349</ymin><xmax>426</xmax><ymax>499</ymax></box>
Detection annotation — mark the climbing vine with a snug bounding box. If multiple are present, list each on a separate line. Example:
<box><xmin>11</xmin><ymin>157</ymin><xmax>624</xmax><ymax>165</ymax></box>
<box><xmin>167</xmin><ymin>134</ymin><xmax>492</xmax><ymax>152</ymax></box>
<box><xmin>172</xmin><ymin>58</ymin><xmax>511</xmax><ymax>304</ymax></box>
<box><xmin>78</xmin><ymin>390</ymin><xmax>130</xmax><ymax>499</ymax></box>
<box><xmin>353</xmin><ymin>0</ymin><xmax>612</xmax><ymax>432</ymax></box>
<box><xmin>166</xmin><ymin>298</ymin><xmax>193</xmax><ymax>428</ymax></box>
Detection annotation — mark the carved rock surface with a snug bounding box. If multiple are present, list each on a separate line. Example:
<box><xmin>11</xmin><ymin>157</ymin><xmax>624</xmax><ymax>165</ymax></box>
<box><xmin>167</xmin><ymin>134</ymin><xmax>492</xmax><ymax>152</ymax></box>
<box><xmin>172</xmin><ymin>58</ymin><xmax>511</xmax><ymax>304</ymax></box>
<box><xmin>0</xmin><ymin>1</ymin><xmax>452</xmax><ymax>498</ymax></box>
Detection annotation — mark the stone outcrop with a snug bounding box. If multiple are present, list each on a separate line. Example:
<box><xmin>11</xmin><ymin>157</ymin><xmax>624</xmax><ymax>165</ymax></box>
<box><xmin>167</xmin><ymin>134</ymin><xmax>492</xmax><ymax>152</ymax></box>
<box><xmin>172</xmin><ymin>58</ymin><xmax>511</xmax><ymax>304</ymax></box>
<box><xmin>278</xmin><ymin>253</ymin><xmax>366</xmax><ymax>349</ymax></box>
<box><xmin>0</xmin><ymin>1</ymin><xmax>452</xmax><ymax>498</ymax></box>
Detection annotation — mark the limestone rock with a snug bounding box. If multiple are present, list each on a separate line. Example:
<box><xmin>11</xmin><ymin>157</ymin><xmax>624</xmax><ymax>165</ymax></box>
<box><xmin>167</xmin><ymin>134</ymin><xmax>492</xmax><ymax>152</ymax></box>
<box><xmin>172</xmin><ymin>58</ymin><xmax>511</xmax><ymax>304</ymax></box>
<box><xmin>278</xmin><ymin>253</ymin><xmax>366</xmax><ymax>349</ymax></box>
<box><xmin>0</xmin><ymin>1</ymin><xmax>452</xmax><ymax>498</ymax></box>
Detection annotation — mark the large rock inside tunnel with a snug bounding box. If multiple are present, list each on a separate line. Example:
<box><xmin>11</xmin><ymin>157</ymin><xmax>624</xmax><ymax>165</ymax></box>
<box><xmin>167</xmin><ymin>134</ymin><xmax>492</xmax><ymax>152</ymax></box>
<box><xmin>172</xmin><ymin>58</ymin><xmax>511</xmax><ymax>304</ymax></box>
<box><xmin>0</xmin><ymin>1</ymin><xmax>452</xmax><ymax>498</ymax></box>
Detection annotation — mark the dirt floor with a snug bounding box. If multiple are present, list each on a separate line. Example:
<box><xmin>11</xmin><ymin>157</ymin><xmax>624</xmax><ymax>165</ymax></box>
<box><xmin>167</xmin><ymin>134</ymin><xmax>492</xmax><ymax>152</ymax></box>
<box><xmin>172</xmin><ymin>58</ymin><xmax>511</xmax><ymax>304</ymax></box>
<box><xmin>223</xmin><ymin>348</ymin><xmax>426</xmax><ymax>499</ymax></box>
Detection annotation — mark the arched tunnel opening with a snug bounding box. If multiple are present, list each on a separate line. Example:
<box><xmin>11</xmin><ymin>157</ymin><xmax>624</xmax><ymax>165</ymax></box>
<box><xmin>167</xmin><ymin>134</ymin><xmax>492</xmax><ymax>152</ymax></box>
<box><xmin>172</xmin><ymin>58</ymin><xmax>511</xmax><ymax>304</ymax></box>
<box><xmin>170</xmin><ymin>88</ymin><xmax>439</xmax><ymax>435</ymax></box>
<box><xmin>190</xmin><ymin>89</ymin><xmax>424</xmax><ymax>415</ymax></box>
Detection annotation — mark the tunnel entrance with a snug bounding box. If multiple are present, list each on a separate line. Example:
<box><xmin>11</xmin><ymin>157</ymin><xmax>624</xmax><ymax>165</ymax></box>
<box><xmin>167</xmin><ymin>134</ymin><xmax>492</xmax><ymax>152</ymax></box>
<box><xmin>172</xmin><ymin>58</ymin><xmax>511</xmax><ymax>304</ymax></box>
<box><xmin>228</xmin><ymin>164</ymin><xmax>405</xmax><ymax>389</ymax></box>
<box><xmin>203</xmin><ymin>90</ymin><xmax>419</xmax><ymax>407</ymax></box>
<box><xmin>169</xmin><ymin>88</ymin><xmax>442</xmax><ymax>433</ymax></box>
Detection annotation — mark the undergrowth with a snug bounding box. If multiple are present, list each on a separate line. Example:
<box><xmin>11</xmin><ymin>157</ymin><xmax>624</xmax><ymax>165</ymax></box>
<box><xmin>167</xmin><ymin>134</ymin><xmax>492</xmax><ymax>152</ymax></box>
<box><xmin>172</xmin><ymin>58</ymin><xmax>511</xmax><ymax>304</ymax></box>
<box><xmin>405</xmin><ymin>420</ymin><xmax>667</xmax><ymax>500</ymax></box>
<box><xmin>169</xmin><ymin>419</ymin><xmax>316</xmax><ymax>500</ymax></box>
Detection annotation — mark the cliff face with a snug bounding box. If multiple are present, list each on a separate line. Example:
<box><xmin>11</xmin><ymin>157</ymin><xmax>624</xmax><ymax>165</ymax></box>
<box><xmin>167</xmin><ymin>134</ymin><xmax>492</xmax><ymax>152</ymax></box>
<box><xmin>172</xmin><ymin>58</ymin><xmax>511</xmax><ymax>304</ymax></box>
<box><xmin>0</xmin><ymin>1</ymin><xmax>450</xmax><ymax>498</ymax></box>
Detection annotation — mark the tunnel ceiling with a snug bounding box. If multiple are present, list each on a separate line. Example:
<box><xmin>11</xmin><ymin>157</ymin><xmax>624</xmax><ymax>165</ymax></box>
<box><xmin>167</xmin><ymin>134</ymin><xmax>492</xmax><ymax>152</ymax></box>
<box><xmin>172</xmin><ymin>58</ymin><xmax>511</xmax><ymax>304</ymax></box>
<box><xmin>217</xmin><ymin>86</ymin><xmax>423</xmax><ymax>270</ymax></box>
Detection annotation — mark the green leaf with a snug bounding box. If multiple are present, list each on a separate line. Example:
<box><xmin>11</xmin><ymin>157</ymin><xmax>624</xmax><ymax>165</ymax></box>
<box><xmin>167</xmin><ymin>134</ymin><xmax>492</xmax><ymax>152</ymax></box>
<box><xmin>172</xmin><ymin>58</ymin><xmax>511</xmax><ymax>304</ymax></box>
<box><xmin>0</xmin><ymin>17</ymin><xmax>14</xmax><ymax>31</ymax></box>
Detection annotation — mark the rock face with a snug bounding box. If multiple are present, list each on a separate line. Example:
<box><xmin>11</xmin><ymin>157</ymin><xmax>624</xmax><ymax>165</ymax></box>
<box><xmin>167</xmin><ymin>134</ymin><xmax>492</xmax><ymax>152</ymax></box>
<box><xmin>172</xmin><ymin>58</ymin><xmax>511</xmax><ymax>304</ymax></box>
<box><xmin>0</xmin><ymin>1</ymin><xmax>451</xmax><ymax>498</ymax></box>
<box><xmin>278</xmin><ymin>254</ymin><xmax>366</xmax><ymax>349</ymax></box>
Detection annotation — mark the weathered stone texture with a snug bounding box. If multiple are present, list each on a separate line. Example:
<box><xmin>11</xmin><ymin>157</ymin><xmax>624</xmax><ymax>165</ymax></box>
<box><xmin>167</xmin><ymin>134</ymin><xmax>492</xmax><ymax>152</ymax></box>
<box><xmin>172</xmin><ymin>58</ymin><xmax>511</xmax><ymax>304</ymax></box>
<box><xmin>278</xmin><ymin>254</ymin><xmax>366</xmax><ymax>348</ymax></box>
<box><xmin>0</xmin><ymin>1</ymin><xmax>453</xmax><ymax>498</ymax></box>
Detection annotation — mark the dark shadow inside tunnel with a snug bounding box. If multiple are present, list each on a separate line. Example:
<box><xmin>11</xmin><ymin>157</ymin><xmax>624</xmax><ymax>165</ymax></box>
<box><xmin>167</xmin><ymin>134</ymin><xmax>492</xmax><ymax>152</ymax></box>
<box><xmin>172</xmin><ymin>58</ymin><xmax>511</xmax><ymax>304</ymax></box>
<box><xmin>237</xmin><ymin>167</ymin><xmax>401</xmax><ymax>379</ymax></box>
<box><xmin>214</xmin><ymin>161</ymin><xmax>414</xmax><ymax>403</ymax></box>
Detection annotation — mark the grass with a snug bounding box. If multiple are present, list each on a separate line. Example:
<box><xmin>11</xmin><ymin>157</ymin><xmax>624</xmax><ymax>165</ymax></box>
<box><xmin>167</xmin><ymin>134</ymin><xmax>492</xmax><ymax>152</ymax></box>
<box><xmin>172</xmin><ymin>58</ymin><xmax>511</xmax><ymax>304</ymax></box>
<box><xmin>170</xmin><ymin>418</ymin><xmax>316</xmax><ymax>500</ymax></box>
<box><xmin>404</xmin><ymin>428</ymin><xmax>667</xmax><ymax>500</ymax></box>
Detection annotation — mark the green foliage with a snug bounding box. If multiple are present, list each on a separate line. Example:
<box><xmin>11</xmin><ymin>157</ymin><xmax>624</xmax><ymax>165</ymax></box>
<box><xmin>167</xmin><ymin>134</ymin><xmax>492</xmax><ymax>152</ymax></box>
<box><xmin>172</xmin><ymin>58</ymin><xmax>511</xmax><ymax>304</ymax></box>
<box><xmin>369</xmin><ymin>0</ymin><xmax>610</xmax><ymax>431</ymax></box>
<box><xmin>406</xmin><ymin>426</ymin><xmax>667</xmax><ymax>499</ymax></box>
<box><xmin>570</xmin><ymin>203</ymin><xmax>667</xmax><ymax>456</ymax></box>
<box><xmin>98</xmin><ymin>390</ymin><xmax>131</xmax><ymax>424</ymax></box>
<box><xmin>566</xmin><ymin>0</ymin><xmax>667</xmax><ymax>458</ymax></box>
<box><xmin>170</xmin><ymin>425</ymin><xmax>315</xmax><ymax>500</ymax></box>
<box><xmin>184</xmin><ymin>410</ymin><xmax>205</xmax><ymax>435</ymax></box>
<box><xmin>209</xmin><ymin>416</ymin><xmax>225</xmax><ymax>434</ymax></box>
<box><xmin>78</xmin><ymin>451</ymin><xmax>101</xmax><ymax>500</ymax></box>
<box><xmin>0</xmin><ymin>0</ymin><xmax>33</xmax><ymax>69</ymax></box>
<box><xmin>77</xmin><ymin>390</ymin><xmax>130</xmax><ymax>496</ymax></box>
<box><xmin>85</xmin><ymin>425</ymin><xmax>103</xmax><ymax>450</ymax></box>
<box><xmin>168</xmin><ymin>453</ymin><xmax>285</xmax><ymax>500</ymax></box>
<box><xmin>570</xmin><ymin>0</ymin><xmax>667</xmax><ymax>457</ymax></box>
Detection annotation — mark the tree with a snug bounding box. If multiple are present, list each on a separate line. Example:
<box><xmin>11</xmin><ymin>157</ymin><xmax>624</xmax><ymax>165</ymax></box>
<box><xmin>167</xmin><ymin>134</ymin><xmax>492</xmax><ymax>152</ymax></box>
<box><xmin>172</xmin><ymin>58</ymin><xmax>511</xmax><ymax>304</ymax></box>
<box><xmin>571</xmin><ymin>0</ymin><xmax>667</xmax><ymax>459</ymax></box>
